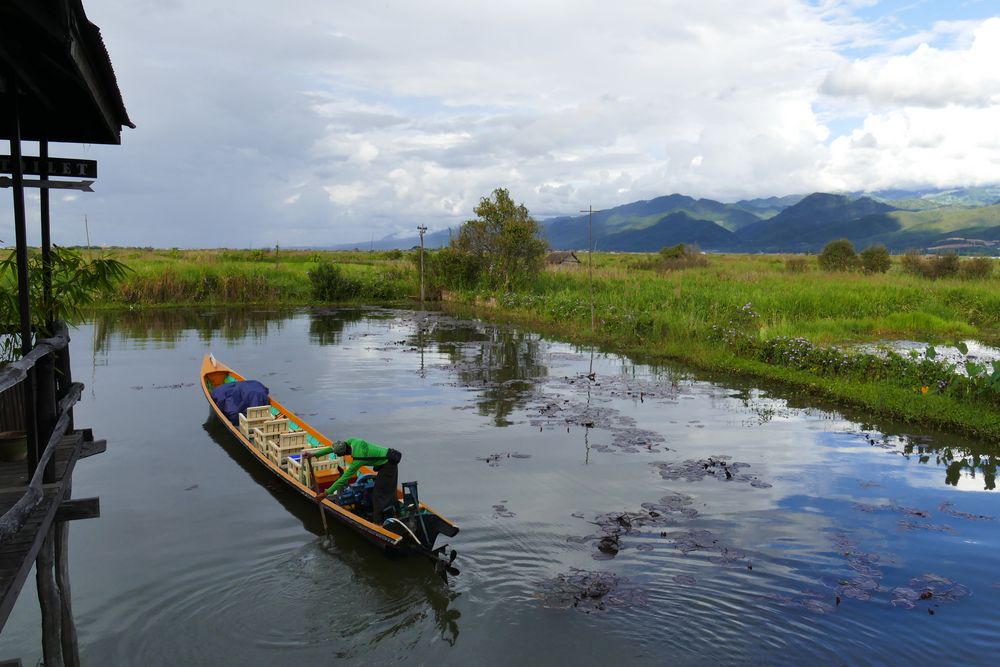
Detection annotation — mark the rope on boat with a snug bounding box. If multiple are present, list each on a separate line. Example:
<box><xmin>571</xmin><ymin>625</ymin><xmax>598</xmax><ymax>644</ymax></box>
<box><xmin>384</xmin><ymin>517</ymin><xmax>421</xmax><ymax>545</ymax></box>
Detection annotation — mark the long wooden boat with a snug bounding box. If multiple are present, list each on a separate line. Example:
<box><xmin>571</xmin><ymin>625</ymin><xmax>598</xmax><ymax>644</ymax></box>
<box><xmin>200</xmin><ymin>354</ymin><xmax>459</xmax><ymax>573</ymax></box>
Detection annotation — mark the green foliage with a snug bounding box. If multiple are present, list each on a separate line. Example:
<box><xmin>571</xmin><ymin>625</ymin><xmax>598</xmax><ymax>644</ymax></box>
<box><xmin>657</xmin><ymin>244</ymin><xmax>708</xmax><ymax>271</ymax></box>
<box><xmin>659</xmin><ymin>243</ymin><xmax>689</xmax><ymax>260</ymax></box>
<box><xmin>452</xmin><ymin>188</ymin><xmax>548</xmax><ymax>290</ymax></box>
<box><xmin>959</xmin><ymin>257</ymin><xmax>994</xmax><ymax>280</ymax></box>
<box><xmin>0</xmin><ymin>246</ymin><xmax>130</xmax><ymax>360</ymax></box>
<box><xmin>902</xmin><ymin>250</ymin><xmax>961</xmax><ymax>279</ymax></box>
<box><xmin>901</xmin><ymin>249</ymin><xmax>926</xmax><ymax>276</ymax></box>
<box><xmin>860</xmin><ymin>244</ymin><xmax>892</xmax><ymax>274</ymax></box>
<box><xmin>629</xmin><ymin>244</ymin><xmax>709</xmax><ymax>272</ymax></box>
<box><xmin>784</xmin><ymin>256</ymin><xmax>810</xmax><ymax>273</ymax></box>
<box><xmin>818</xmin><ymin>239</ymin><xmax>859</xmax><ymax>272</ymax></box>
<box><xmin>932</xmin><ymin>252</ymin><xmax>960</xmax><ymax>278</ymax></box>
<box><xmin>414</xmin><ymin>247</ymin><xmax>482</xmax><ymax>293</ymax></box>
<box><xmin>307</xmin><ymin>262</ymin><xmax>361</xmax><ymax>301</ymax></box>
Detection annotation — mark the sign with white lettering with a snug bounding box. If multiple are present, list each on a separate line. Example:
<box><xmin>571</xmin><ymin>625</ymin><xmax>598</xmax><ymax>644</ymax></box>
<box><xmin>0</xmin><ymin>156</ymin><xmax>97</xmax><ymax>179</ymax></box>
<box><xmin>0</xmin><ymin>177</ymin><xmax>94</xmax><ymax>192</ymax></box>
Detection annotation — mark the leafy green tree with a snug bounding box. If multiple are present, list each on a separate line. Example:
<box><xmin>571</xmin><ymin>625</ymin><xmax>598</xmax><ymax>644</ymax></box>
<box><xmin>0</xmin><ymin>246</ymin><xmax>130</xmax><ymax>361</ymax></box>
<box><xmin>453</xmin><ymin>188</ymin><xmax>548</xmax><ymax>290</ymax></box>
<box><xmin>818</xmin><ymin>239</ymin><xmax>860</xmax><ymax>272</ymax></box>
<box><xmin>860</xmin><ymin>244</ymin><xmax>891</xmax><ymax>274</ymax></box>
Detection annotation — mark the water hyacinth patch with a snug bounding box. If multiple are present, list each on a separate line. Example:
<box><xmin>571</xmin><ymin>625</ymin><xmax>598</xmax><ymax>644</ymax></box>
<box><xmin>710</xmin><ymin>303</ymin><xmax>1000</xmax><ymax>411</ymax></box>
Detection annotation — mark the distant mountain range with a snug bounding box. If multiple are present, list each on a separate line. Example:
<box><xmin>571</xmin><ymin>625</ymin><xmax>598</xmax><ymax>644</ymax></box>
<box><xmin>335</xmin><ymin>185</ymin><xmax>1000</xmax><ymax>254</ymax></box>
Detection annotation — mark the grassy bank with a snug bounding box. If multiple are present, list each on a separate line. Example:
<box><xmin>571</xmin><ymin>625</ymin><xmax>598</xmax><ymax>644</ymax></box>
<box><xmin>87</xmin><ymin>247</ymin><xmax>1000</xmax><ymax>438</ymax></box>
<box><xmin>95</xmin><ymin>247</ymin><xmax>412</xmax><ymax>305</ymax></box>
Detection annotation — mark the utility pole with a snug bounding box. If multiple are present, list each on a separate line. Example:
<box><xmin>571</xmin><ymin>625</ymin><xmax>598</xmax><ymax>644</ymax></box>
<box><xmin>417</xmin><ymin>225</ymin><xmax>428</xmax><ymax>303</ymax></box>
<box><xmin>580</xmin><ymin>205</ymin><xmax>594</xmax><ymax>330</ymax></box>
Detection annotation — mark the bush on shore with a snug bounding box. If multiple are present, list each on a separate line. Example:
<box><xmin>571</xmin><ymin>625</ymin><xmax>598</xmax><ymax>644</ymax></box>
<box><xmin>860</xmin><ymin>244</ymin><xmax>892</xmax><ymax>274</ymax></box>
<box><xmin>818</xmin><ymin>239</ymin><xmax>860</xmax><ymax>272</ymax></box>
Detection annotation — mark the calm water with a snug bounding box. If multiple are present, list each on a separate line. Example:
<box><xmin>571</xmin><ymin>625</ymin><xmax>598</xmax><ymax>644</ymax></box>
<box><xmin>2</xmin><ymin>307</ymin><xmax>999</xmax><ymax>666</ymax></box>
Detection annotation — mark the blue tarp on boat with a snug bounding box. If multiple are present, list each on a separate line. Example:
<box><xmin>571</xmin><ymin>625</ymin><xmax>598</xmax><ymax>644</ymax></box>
<box><xmin>211</xmin><ymin>380</ymin><xmax>269</xmax><ymax>425</ymax></box>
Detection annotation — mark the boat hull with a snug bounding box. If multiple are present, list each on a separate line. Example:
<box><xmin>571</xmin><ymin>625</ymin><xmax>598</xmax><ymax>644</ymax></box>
<box><xmin>199</xmin><ymin>354</ymin><xmax>458</xmax><ymax>556</ymax></box>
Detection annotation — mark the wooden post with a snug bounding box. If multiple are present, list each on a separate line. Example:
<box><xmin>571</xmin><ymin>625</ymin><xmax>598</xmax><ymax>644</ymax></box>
<box><xmin>56</xmin><ymin>482</ymin><xmax>80</xmax><ymax>667</ymax></box>
<box><xmin>40</xmin><ymin>140</ymin><xmax>53</xmax><ymax>330</ymax></box>
<box><xmin>418</xmin><ymin>225</ymin><xmax>427</xmax><ymax>303</ymax></box>
<box><xmin>35</xmin><ymin>528</ymin><xmax>64</xmax><ymax>667</ymax></box>
<box><xmin>580</xmin><ymin>205</ymin><xmax>595</xmax><ymax>331</ymax></box>
<box><xmin>6</xmin><ymin>70</ymin><xmax>40</xmax><ymax>476</ymax></box>
<box><xmin>35</xmin><ymin>352</ymin><xmax>57</xmax><ymax>484</ymax></box>
<box><xmin>55</xmin><ymin>323</ymin><xmax>74</xmax><ymax>432</ymax></box>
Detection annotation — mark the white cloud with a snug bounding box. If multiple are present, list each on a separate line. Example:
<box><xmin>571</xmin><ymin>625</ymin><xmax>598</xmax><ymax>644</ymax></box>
<box><xmin>817</xmin><ymin>17</ymin><xmax>1000</xmax><ymax>191</ymax></box>
<box><xmin>823</xmin><ymin>105</ymin><xmax>1000</xmax><ymax>191</ymax></box>
<box><xmin>2</xmin><ymin>1</ymin><xmax>997</xmax><ymax>247</ymax></box>
<box><xmin>821</xmin><ymin>18</ymin><xmax>1000</xmax><ymax>108</ymax></box>
<box><xmin>323</xmin><ymin>182</ymin><xmax>369</xmax><ymax>205</ymax></box>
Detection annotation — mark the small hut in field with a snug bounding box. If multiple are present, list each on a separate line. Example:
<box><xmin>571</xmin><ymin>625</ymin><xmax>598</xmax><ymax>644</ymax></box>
<box><xmin>545</xmin><ymin>251</ymin><xmax>581</xmax><ymax>269</ymax></box>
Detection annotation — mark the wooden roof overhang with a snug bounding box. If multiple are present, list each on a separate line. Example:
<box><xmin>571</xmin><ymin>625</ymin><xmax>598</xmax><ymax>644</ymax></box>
<box><xmin>0</xmin><ymin>0</ymin><xmax>134</xmax><ymax>144</ymax></box>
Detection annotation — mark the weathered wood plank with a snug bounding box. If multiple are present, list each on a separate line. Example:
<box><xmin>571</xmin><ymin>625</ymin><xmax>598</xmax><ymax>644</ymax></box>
<box><xmin>0</xmin><ymin>427</ymin><xmax>89</xmax><ymax>629</ymax></box>
<box><xmin>0</xmin><ymin>489</ymin><xmax>60</xmax><ymax>626</ymax></box>
<box><xmin>79</xmin><ymin>439</ymin><xmax>106</xmax><ymax>460</ymax></box>
<box><xmin>0</xmin><ymin>329</ymin><xmax>68</xmax><ymax>394</ymax></box>
<box><xmin>54</xmin><ymin>498</ymin><xmax>99</xmax><ymax>523</ymax></box>
<box><xmin>0</xmin><ymin>404</ymin><xmax>82</xmax><ymax>542</ymax></box>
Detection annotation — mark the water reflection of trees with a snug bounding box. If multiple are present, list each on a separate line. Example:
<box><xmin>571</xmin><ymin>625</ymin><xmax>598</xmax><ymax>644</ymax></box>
<box><xmin>902</xmin><ymin>443</ymin><xmax>997</xmax><ymax>491</ymax></box>
<box><xmin>90</xmin><ymin>307</ymin><xmax>298</xmax><ymax>353</ymax></box>
<box><xmin>308</xmin><ymin>309</ymin><xmax>369</xmax><ymax>346</ymax></box>
<box><xmin>90</xmin><ymin>307</ymin><xmax>374</xmax><ymax>353</ymax></box>
<box><xmin>411</xmin><ymin>321</ymin><xmax>547</xmax><ymax>427</ymax></box>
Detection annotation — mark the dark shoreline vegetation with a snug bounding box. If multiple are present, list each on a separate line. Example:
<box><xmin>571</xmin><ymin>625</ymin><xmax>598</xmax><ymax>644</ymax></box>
<box><xmin>7</xmin><ymin>244</ymin><xmax>1000</xmax><ymax>442</ymax></box>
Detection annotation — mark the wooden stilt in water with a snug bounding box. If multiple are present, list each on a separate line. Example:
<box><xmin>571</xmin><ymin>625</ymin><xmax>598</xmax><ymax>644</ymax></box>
<box><xmin>36</xmin><ymin>527</ymin><xmax>64</xmax><ymax>667</ymax></box>
<box><xmin>56</xmin><ymin>481</ymin><xmax>81</xmax><ymax>667</ymax></box>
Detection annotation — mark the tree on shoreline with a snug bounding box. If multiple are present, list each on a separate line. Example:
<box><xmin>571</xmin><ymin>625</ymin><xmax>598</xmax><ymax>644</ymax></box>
<box><xmin>453</xmin><ymin>188</ymin><xmax>548</xmax><ymax>291</ymax></box>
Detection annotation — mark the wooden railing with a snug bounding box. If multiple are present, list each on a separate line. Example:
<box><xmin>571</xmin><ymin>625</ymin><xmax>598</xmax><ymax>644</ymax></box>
<box><xmin>0</xmin><ymin>321</ymin><xmax>81</xmax><ymax>543</ymax></box>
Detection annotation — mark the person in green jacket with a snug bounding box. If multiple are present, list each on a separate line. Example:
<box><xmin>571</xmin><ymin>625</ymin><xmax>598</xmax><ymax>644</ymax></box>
<box><xmin>304</xmin><ymin>437</ymin><xmax>402</xmax><ymax>524</ymax></box>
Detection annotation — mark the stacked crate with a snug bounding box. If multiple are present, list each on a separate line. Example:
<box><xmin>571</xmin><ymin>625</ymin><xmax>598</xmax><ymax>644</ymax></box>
<box><xmin>267</xmin><ymin>431</ymin><xmax>308</xmax><ymax>467</ymax></box>
<box><xmin>250</xmin><ymin>427</ymin><xmax>267</xmax><ymax>453</ymax></box>
<box><xmin>253</xmin><ymin>419</ymin><xmax>287</xmax><ymax>456</ymax></box>
<box><xmin>286</xmin><ymin>452</ymin><xmax>343</xmax><ymax>486</ymax></box>
<box><xmin>238</xmin><ymin>405</ymin><xmax>273</xmax><ymax>437</ymax></box>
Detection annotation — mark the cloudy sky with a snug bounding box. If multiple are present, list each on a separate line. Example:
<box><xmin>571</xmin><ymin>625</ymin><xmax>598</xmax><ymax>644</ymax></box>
<box><xmin>4</xmin><ymin>0</ymin><xmax>1000</xmax><ymax>247</ymax></box>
